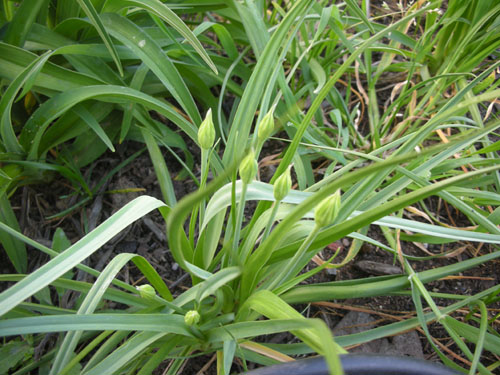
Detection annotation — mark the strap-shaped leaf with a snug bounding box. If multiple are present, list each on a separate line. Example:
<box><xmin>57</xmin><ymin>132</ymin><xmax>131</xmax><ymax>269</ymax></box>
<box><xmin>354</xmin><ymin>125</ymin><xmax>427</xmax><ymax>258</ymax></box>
<box><xmin>0</xmin><ymin>50</ymin><xmax>52</xmax><ymax>153</ymax></box>
<box><xmin>76</xmin><ymin>0</ymin><xmax>123</xmax><ymax>76</ymax></box>
<box><xmin>0</xmin><ymin>196</ymin><xmax>166</xmax><ymax>317</ymax></box>
<box><xmin>103</xmin><ymin>0</ymin><xmax>217</xmax><ymax>74</ymax></box>
<box><xmin>0</xmin><ymin>314</ymin><xmax>190</xmax><ymax>336</ymax></box>
<box><xmin>50</xmin><ymin>253</ymin><xmax>173</xmax><ymax>375</ymax></box>
<box><xmin>100</xmin><ymin>12</ymin><xmax>201</xmax><ymax>124</ymax></box>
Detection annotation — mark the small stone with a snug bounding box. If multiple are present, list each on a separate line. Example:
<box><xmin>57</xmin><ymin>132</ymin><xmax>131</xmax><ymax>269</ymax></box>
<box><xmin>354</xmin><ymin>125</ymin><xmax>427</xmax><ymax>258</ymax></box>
<box><xmin>326</xmin><ymin>268</ymin><xmax>337</xmax><ymax>276</ymax></box>
<box><xmin>333</xmin><ymin>311</ymin><xmax>389</xmax><ymax>353</ymax></box>
<box><xmin>355</xmin><ymin>260</ymin><xmax>402</xmax><ymax>276</ymax></box>
<box><xmin>332</xmin><ymin>311</ymin><xmax>424</xmax><ymax>357</ymax></box>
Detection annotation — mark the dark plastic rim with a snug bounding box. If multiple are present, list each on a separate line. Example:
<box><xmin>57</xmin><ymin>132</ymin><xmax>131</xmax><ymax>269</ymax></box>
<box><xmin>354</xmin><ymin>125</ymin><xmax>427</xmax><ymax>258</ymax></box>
<box><xmin>243</xmin><ymin>354</ymin><xmax>461</xmax><ymax>375</ymax></box>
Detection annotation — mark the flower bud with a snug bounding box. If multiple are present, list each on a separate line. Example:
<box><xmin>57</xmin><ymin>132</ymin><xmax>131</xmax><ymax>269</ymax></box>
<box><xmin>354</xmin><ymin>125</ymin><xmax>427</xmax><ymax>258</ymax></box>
<box><xmin>257</xmin><ymin>110</ymin><xmax>274</xmax><ymax>144</ymax></box>
<box><xmin>137</xmin><ymin>284</ymin><xmax>156</xmax><ymax>300</ymax></box>
<box><xmin>184</xmin><ymin>310</ymin><xmax>201</xmax><ymax>326</ymax></box>
<box><xmin>197</xmin><ymin>108</ymin><xmax>215</xmax><ymax>150</ymax></box>
<box><xmin>314</xmin><ymin>190</ymin><xmax>341</xmax><ymax>228</ymax></box>
<box><xmin>239</xmin><ymin>149</ymin><xmax>258</xmax><ymax>185</ymax></box>
<box><xmin>273</xmin><ymin>166</ymin><xmax>292</xmax><ymax>202</ymax></box>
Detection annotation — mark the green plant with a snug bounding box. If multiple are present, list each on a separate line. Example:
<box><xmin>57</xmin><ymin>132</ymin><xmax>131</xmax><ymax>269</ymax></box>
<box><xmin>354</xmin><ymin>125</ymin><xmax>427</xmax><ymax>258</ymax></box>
<box><xmin>1</xmin><ymin>0</ymin><xmax>500</xmax><ymax>374</ymax></box>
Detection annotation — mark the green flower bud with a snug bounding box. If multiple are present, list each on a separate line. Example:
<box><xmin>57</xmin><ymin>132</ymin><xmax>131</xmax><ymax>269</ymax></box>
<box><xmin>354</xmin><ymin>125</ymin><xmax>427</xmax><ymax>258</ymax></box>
<box><xmin>197</xmin><ymin>108</ymin><xmax>215</xmax><ymax>150</ymax></box>
<box><xmin>273</xmin><ymin>166</ymin><xmax>292</xmax><ymax>202</ymax></box>
<box><xmin>314</xmin><ymin>190</ymin><xmax>341</xmax><ymax>228</ymax></box>
<box><xmin>137</xmin><ymin>284</ymin><xmax>156</xmax><ymax>300</ymax></box>
<box><xmin>257</xmin><ymin>110</ymin><xmax>274</xmax><ymax>144</ymax></box>
<box><xmin>239</xmin><ymin>149</ymin><xmax>258</xmax><ymax>185</ymax></box>
<box><xmin>184</xmin><ymin>310</ymin><xmax>201</xmax><ymax>326</ymax></box>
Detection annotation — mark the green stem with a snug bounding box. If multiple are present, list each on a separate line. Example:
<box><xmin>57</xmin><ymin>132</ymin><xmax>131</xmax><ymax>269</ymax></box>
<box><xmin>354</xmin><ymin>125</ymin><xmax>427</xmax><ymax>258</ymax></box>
<box><xmin>468</xmin><ymin>301</ymin><xmax>488</xmax><ymax>375</ymax></box>
<box><xmin>268</xmin><ymin>225</ymin><xmax>320</xmax><ymax>291</ymax></box>
<box><xmin>407</xmin><ymin>262</ymin><xmax>444</xmax><ymax>321</ymax></box>
<box><xmin>262</xmin><ymin>201</ymin><xmax>280</xmax><ymax>241</ymax></box>
<box><xmin>230</xmin><ymin>182</ymin><xmax>248</xmax><ymax>266</ymax></box>
<box><xmin>59</xmin><ymin>331</ymin><xmax>113</xmax><ymax>375</ymax></box>
<box><xmin>199</xmin><ymin>148</ymin><xmax>210</xmax><ymax>226</ymax></box>
<box><xmin>190</xmin><ymin>148</ymin><xmax>210</xmax><ymax>246</ymax></box>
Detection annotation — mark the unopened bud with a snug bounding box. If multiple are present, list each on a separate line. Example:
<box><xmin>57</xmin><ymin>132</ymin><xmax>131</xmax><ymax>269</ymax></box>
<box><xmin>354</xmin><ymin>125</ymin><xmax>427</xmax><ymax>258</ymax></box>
<box><xmin>239</xmin><ymin>150</ymin><xmax>258</xmax><ymax>185</ymax></box>
<box><xmin>273</xmin><ymin>166</ymin><xmax>292</xmax><ymax>201</ymax></box>
<box><xmin>197</xmin><ymin>109</ymin><xmax>215</xmax><ymax>150</ymax></box>
<box><xmin>257</xmin><ymin>110</ymin><xmax>274</xmax><ymax>144</ymax></box>
<box><xmin>315</xmin><ymin>190</ymin><xmax>341</xmax><ymax>228</ymax></box>
<box><xmin>184</xmin><ymin>310</ymin><xmax>201</xmax><ymax>326</ymax></box>
<box><xmin>137</xmin><ymin>284</ymin><xmax>156</xmax><ymax>300</ymax></box>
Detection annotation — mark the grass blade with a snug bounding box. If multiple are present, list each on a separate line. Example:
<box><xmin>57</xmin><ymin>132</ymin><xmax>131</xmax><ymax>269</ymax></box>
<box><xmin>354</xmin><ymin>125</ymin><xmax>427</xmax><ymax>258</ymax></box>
<box><xmin>103</xmin><ymin>0</ymin><xmax>217</xmax><ymax>74</ymax></box>
<box><xmin>0</xmin><ymin>196</ymin><xmax>166</xmax><ymax>317</ymax></box>
<box><xmin>75</xmin><ymin>0</ymin><xmax>123</xmax><ymax>76</ymax></box>
<box><xmin>0</xmin><ymin>195</ymin><xmax>27</xmax><ymax>273</ymax></box>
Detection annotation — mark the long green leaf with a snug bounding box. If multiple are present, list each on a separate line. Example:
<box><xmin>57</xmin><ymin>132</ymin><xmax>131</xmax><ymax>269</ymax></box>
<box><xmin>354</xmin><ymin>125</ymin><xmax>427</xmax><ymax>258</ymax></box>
<box><xmin>83</xmin><ymin>332</ymin><xmax>167</xmax><ymax>375</ymax></box>
<box><xmin>100</xmin><ymin>12</ymin><xmax>201</xmax><ymax>124</ymax></box>
<box><xmin>238</xmin><ymin>290</ymin><xmax>344</xmax><ymax>374</ymax></box>
<box><xmin>282</xmin><ymin>250</ymin><xmax>500</xmax><ymax>303</ymax></box>
<box><xmin>3</xmin><ymin>0</ymin><xmax>47</xmax><ymax>47</ymax></box>
<box><xmin>0</xmin><ymin>50</ymin><xmax>52</xmax><ymax>153</ymax></box>
<box><xmin>103</xmin><ymin>0</ymin><xmax>217</xmax><ymax>74</ymax></box>
<box><xmin>0</xmin><ymin>314</ymin><xmax>191</xmax><ymax>336</ymax></box>
<box><xmin>18</xmin><ymin>85</ymin><xmax>197</xmax><ymax>159</ymax></box>
<box><xmin>0</xmin><ymin>43</ymin><xmax>104</xmax><ymax>92</ymax></box>
<box><xmin>75</xmin><ymin>0</ymin><xmax>123</xmax><ymax>76</ymax></box>
<box><xmin>0</xmin><ymin>195</ymin><xmax>26</xmax><ymax>273</ymax></box>
<box><xmin>141</xmin><ymin>127</ymin><xmax>177</xmax><ymax>206</ymax></box>
<box><xmin>50</xmin><ymin>253</ymin><xmax>173</xmax><ymax>375</ymax></box>
<box><xmin>223</xmin><ymin>0</ymin><xmax>313</xmax><ymax>164</ymax></box>
<box><xmin>203</xmin><ymin>180</ymin><xmax>500</xmax><ymax>244</ymax></box>
<box><xmin>0</xmin><ymin>196</ymin><xmax>166</xmax><ymax>317</ymax></box>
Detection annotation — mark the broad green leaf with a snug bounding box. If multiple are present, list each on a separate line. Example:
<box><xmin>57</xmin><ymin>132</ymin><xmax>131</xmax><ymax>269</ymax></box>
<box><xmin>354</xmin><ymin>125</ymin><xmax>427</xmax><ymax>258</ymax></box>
<box><xmin>0</xmin><ymin>340</ymin><xmax>33</xmax><ymax>374</ymax></box>
<box><xmin>238</xmin><ymin>290</ymin><xmax>344</xmax><ymax>374</ymax></box>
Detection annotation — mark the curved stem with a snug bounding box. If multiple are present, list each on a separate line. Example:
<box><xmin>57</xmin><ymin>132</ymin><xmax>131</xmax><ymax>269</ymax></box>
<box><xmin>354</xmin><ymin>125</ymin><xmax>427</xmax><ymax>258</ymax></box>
<box><xmin>230</xmin><ymin>182</ymin><xmax>248</xmax><ymax>266</ymax></box>
<box><xmin>267</xmin><ymin>225</ymin><xmax>320</xmax><ymax>291</ymax></box>
<box><xmin>199</xmin><ymin>148</ymin><xmax>209</xmax><ymax>226</ymax></box>
<box><xmin>262</xmin><ymin>201</ymin><xmax>280</xmax><ymax>241</ymax></box>
<box><xmin>189</xmin><ymin>148</ymin><xmax>209</xmax><ymax>246</ymax></box>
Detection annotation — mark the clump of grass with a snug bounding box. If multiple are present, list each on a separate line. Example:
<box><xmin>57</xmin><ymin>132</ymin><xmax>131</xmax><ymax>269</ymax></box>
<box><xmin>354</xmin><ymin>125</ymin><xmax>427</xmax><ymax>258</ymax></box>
<box><xmin>1</xmin><ymin>1</ymin><xmax>500</xmax><ymax>374</ymax></box>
